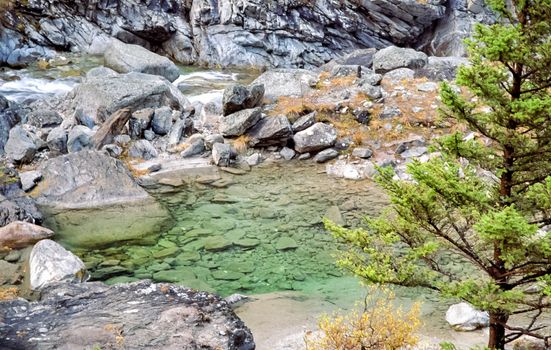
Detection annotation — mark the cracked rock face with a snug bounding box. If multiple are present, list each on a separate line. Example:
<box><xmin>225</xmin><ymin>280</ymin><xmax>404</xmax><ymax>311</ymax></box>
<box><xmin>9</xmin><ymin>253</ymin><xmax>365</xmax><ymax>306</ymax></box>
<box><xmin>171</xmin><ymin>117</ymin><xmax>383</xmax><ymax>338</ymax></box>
<box><xmin>0</xmin><ymin>281</ymin><xmax>256</xmax><ymax>350</ymax></box>
<box><xmin>0</xmin><ymin>0</ymin><xmax>485</xmax><ymax>68</ymax></box>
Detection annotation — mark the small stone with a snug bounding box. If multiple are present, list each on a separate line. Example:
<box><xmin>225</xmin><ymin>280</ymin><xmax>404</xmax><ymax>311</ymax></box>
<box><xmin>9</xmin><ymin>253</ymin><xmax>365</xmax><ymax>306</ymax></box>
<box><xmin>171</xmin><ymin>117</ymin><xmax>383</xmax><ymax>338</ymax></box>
<box><xmin>280</xmin><ymin>147</ymin><xmax>296</xmax><ymax>161</ymax></box>
<box><xmin>352</xmin><ymin>147</ymin><xmax>373</xmax><ymax>159</ymax></box>
<box><xmin>4</xmin><ymin>250</ymin><xmax>21</xmax><ymax>262</ymax></box>
<box><xmin>324</xmin><ymin>206</ymin><xmax>346</xmax><ymax>226</ymax></box>
<box><xmin>275</xmin><ymin>237</ymin><xmax>298</xmax><ymax>251</ymax></box>
<box><xmin>314</xmin><ymin>149</ymin><xmax>339</xmax><ymax>163</ymax></box>
<box><xmin>212</xmin><ymin>270</ymin><xmax>245</xmax><ymax>281</ymax></box>
<box><xmin>19</xmin><ymin>170</ymin><xmax>42</xmax><ymax>192</ymax></box>
<box><xmin>203</xmin><ymin>236</ymin><xmax>233</xmax><ymax>252</ymax></box>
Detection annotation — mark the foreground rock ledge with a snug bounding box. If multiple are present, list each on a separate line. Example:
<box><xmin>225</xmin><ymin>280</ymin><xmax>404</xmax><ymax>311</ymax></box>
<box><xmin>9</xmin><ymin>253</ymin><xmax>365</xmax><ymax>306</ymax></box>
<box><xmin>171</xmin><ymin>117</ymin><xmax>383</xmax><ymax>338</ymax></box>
<box><xmin>0</xmin><ymin>281</ymin><xmax>255</xmax><ymax>350</ymax></box>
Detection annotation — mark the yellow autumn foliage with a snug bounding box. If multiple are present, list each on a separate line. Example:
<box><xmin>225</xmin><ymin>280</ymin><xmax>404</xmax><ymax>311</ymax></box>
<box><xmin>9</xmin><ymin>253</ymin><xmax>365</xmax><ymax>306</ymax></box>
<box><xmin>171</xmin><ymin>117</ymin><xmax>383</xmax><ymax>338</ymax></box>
<box><xmin>305</xmin><ymin>287</ymin><xmax>421</xmax><ymax>350</ymax></box>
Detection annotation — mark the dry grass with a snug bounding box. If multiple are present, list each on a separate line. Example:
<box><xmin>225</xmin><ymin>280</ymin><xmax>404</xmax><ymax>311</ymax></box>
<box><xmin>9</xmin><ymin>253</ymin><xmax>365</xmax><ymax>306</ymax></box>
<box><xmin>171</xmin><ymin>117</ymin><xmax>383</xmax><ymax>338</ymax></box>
<box><xmin>231</xmin><ymin>135</ymin><xmax>250</xmax><ymax>154</ymax></box>
<box><xmin>0</xmin><ymin>286</ymin><xmax>18</xmax><ymax>301</ymax></box>
<box><xmin>119</xmin><ymin>148</ymin><xmax>150</xmax><ymax>178</ymax></box>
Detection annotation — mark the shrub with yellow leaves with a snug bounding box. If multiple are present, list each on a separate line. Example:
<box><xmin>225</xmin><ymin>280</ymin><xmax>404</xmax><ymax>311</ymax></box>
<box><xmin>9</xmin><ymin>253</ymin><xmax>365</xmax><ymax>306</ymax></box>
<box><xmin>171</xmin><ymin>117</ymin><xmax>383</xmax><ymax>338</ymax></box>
<box><xmin>305</xmin><ymin>287</ymin><xmax>421</xmax><ymax>350</ymax></box>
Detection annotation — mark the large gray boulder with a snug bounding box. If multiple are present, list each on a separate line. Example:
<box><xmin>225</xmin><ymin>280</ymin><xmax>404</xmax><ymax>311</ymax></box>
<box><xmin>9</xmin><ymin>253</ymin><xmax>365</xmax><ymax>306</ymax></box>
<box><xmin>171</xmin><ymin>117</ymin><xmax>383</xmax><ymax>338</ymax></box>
<box><xmin>252</xmin><ymin>69</ymin><xmax>318</xmax><ymax>101</ymax></box>
<box><xmin>373</xmin><ymin>46</ymin><xmax>428</xmax><ymax>74</ymax></box>
<box><xmin>0</xmin><ymin>281</ymin><xmax>255</xmax><ymax>350</ymax></box>
<box><xmin>4</xmin><ymin>126</ymin><xmax>37</xmax><ymax>163</ymax></box>
<box><xmin>220</xmin><ymin>108</ymin><xmax>262</xmax><ymax>137</ymax></box>
<box><xmin>293</xmin><ymin>123</ymin><xmax>338</xmax><ymax>153</ymax></box>
<box><xmin>30</xmin><ymin>239</ymin><xmax>87</xmax><ymax>290</ymax></box>
<box><xmin>247</xmin><ymin>115</ymin><xmax>292</xmax><ymax>147</ymax></box>
<box><xmin>445</xmin><ymin>302</ymin><xmax>489</xmax><ymax>331</ymax></box>
<box><xmin>222</xmin><ymin>84</ymin><xmax>265</xmax><ymax>116</ymax></box>
<box><xmin>33</xmin><ymin>151</ymin><xmax>153</xmax><ymax>209</ymax></box>
<box><xmin>0</xmin><ymin>221</ymin><xmax>53</xmax><ymax>249</ymax></box>
<box><xmin>66</xmin><ymin>72</ymin><xmax>188</xmax><ymax>124</ymax></box>
<box><xmin>104</xmin><ymin>40</ymin><xmax>180</xmax><ymax>82</ymax></box>
<box><xmin>416</xmin><ymin>56</ymin><xmax>469</xmax><ymax>81</ymax></box>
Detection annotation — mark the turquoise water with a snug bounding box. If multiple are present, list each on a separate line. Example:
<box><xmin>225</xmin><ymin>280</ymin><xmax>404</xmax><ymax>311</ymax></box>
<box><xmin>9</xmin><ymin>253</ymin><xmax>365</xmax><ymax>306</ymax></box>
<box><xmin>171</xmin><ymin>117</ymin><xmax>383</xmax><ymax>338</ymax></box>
<box><xmin>73</xmin><ymin>162</ymin><xmax>388</xmax><ymax>296</ymax></box>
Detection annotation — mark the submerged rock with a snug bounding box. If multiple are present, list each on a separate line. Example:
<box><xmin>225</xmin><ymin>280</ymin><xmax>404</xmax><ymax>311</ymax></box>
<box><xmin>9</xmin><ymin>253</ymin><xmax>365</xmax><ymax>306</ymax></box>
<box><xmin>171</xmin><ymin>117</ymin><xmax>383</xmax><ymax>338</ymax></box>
<box><xmin>30</xmin><ymin>239</ymin><xmax>88</xmax><ymax>290</ymax></box>
<box><xmin>0</xmin><ymin>281</ymin><xmax>255</xmax><ymax>350</ymax></box>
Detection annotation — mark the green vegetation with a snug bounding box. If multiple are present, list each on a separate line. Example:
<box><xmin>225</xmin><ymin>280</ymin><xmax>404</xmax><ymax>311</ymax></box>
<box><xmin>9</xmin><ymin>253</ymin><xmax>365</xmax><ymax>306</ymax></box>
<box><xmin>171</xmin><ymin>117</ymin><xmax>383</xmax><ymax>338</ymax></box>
<box><xmin>327</xmin><ymin>1</ymin><xmax>551</xmax><ymax>349</ymax></box>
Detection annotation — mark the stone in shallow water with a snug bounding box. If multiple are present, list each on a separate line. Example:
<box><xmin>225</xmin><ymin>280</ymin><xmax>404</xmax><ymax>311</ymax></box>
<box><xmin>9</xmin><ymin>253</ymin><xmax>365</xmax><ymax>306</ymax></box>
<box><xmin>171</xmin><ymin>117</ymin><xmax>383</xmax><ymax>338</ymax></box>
<box><xmin>226</xmin><ymin>261</ymin><xmax>255</xmax><ymax>274</ymax></box>
<box><xmin>153</xmin><ymin>268</ymin><xmax>196</xmax><ymax>283</ymax></box>
<box><xmin>152</xmin><ymin>247</ymin><xmax>179</xmax><ymax>259</ymax></box>
<box><xmin>275</xmin><ymin>237</ymin><xmax>298</xmax><ymax>251</ymax></box>
<box><xmin>91</xmin><ymin>266</ymin><xmax>129</xmax><ymax>280</ymax></box>
<box><xmin>324</xmin><ymin>206</ymin><xmax>346</xmax><ymax>226</ymax></box>
<box><xmin>204</xmin><ymin>236</ymin><xmax>233</xmax><ymax>252</ymax></box>
<box><xmin>212</xmin><ymin>270</ymin><xmax>246</xmax><ymax>281</ymax></box>
<box><xmin>233</xmin><ymin>238</ymin><xmax>260</xmax><ymax>248</ymax></box>
<box><xmin>105</xmin><ymin>276</ymin><xmax>139</xmax><ymax>285</ymax></box>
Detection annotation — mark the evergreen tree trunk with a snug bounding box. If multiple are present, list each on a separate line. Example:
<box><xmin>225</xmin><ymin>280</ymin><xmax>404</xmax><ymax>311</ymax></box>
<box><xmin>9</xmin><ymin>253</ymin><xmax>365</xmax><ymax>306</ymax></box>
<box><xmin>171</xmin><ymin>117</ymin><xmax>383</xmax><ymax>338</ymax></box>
<box><xmin>488</xmin><ymin>312</ymin><xmax>509</xmax><ymax>350</ymax></box>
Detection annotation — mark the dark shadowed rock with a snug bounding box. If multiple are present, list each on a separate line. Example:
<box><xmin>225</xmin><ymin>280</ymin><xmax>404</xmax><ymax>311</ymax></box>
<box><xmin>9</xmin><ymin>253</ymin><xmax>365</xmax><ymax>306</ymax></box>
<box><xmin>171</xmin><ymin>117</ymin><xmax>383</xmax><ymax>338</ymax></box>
<box><xmin>152</xmin><ymin>107</ymin><xmax>174</xmax><ymax>135</ymax></box>
<box><xmin>293</xmin><ymin>123</ymin><xmax>337</xmax><ymax>153</ymax></box>
<box><xmin>220</xmin><ymin>108</ymin><xmax>262</xmax><ymax>137</ymax></box>
<box><xmin>0</xmin><ymin>221</ymin><xmax>53</xmax><ymax>249</ymax></box>
<box><xmin>104</xmin><ymin>40</ymin><xmax>180</xmax><ymax>82</ymax></box>
<box><xmin>92</xmin><ymin>108</ymin><xmax>132</xmax><ymax>149</ymax></box>
<box><xmin>247</xmin><ymin>116</ymin><xmax>292</xmax><ymax>147</ymax></box>
<box><xmin>0</xmin><ymin>96</ymin><xmax>22</xmax><ymax>156</ymax></box>
<box><xmin>0</xmin><ymin>281</ymin><xmax>255</xmax><ymax>350</ymax></box>
<box><xmin>292</xmin><ymin>112</ymin><xmax>316</xmax><ymax>133</ymax></box>
<box><xmin>129</xmin><ymin>108</ymin><xmax>154</xmax><ymax>139</ymax></box>
<box><xmin>26</xmin><ymin>109</ymin><xmax>62</xmax><ymax>128</ymax></box>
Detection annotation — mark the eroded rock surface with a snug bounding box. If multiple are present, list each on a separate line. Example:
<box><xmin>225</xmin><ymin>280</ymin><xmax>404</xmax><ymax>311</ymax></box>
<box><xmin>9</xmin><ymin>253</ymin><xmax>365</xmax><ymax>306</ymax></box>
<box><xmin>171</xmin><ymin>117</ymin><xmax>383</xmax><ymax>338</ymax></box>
<box><xmin>0</xmin><ymin>281</ymin><xmax>255</xmax><ymax>350</ymax></box>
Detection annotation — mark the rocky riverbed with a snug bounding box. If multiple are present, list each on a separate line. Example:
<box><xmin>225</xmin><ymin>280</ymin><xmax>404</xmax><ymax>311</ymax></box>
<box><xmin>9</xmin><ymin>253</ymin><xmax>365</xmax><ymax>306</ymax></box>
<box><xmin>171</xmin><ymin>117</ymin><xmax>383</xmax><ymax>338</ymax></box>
<box><xmin>1</xmin><ymin>10</ymin><xmax>547</xmax><ymax>347</ymax></box>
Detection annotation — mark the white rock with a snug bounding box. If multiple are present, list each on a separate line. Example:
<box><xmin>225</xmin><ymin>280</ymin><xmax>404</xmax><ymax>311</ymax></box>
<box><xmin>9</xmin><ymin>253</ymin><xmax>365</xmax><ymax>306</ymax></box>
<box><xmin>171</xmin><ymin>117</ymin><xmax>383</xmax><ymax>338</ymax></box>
<box><xmin>445</xmin><ymin>302</ymin><xmax>489</xmax><ymax>331</ymax></box>
<box><xmin>30</xmin><ymin>239</ymin><xmax>88</xmax><ymax>290</ymax></box>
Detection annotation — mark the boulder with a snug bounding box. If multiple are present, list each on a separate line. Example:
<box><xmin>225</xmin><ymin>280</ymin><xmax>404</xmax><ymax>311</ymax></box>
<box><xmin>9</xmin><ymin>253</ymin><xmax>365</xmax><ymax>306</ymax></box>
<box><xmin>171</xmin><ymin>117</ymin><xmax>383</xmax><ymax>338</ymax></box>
<box><xmin>445</xmin><ymin>302</ymin><xmax>489</xmax><ymax>331</ymax></box>
<box><xmin>26</xmin><ymin>109</ymin><xmax>63</xmax><ymax>129</ymax></box>
<box><xmin>252</xmin><ymin>69</ymin><xmax>319</xmax><ymax>101</ymax></box>
<box><xmin>0</xmin><ymin>281</ymin><xmax>255</xmax><ymax>350</ymax></box>
<box><xmin>373</xmin><ymin>46</ymin><xmax>428</xmax><ymax>74</ymax></box>
<box><xmin>0</xmin><ymin>193</ymin><xmax>43</xmax><ymax>227</ymax></box>
<box><xmin>222</xmin><ymin>84</ymin><xmax>265</xmax><ymax>116</ymax></box>
<box><xmin>30</xmin><ymin>239</ymin><xmax>87</xmax><ymax>290</ymax></box>
<box><xmin>128</xmin><ymin>140</ymin><xmax>159</xmax><ymax>160</ymax></box>
<box><xmin>33</xmin><ymin>150</ymin><xmax>152</xmax><ymax>209</ymax></box>
<box><xmin>220</xmin><ymin>107</ymin><xmax>262</xmax><ymax>137</ymax></box>
<box><xmin>293</xmin><ymin>123</ymin><xmax>337</xmax><ymax>153</ymax></box>
<box><xmin>0</xmin><ymin>221</ymin><xmax>53</xmax><ymax>249</ymax></box>
<box><xmin>104</xmin><ymin>40</ymin><xmax>180</xmax><ymax>82</ymax></box>
<box><xmin>129</xmin><ymin>108</ymin><xmax>154</xmax><ymax>139</ymax></box>
<box><xmin>67</xmin><ymin>72</ymin><xmax>188</xmax><ymax>124</ymax></box>
<box><xmin>416</xmin><ymin>56</ymin><xmax>469</xmax><ymax>81</ymax></box>
<box><xmin>91</xmin><ymin>108</ymin><xmax>132</xmax><ymax>149</ymax></box>
<box><xmin>382</xmin><ymin>68</ymin><xmax>415</xmax><ymax>83</ymax></box>
<box><xmin>292</xmin><ymin>112</ymin><xmax>316</xmax><ymax>133</ymax></box>
<box><xmin>46</xmin><ymin>126</ymin><xmax>68</xmax><ymax>154</ymax></box>
<box><xmin>326</xmin><ymin>159</ymin><xmax>377</xmax><ymax>180</ymax></box>
<box><xmin>152</xmin><ymin>107</ymin><xmax>174</xmax><ymax>136</ymax></box>
<box><xmin>212</xmin><ymin>143</ymin><xmax>232</xmax><ymax>167</ymax></box>
<box><xmin>247</xmin><ymin>116</ymin><xmax>292</xmax><ymax>147</ymax></box>
<box><xmin>67</xmin><ymin>125</ymin><xmax>95</xmax><ymax>153</ymax></box>
<box><xmin>168</xmin><ymin>118</ymin><xmax>187</xmax><ymax>146</ymax></box>
<box><xmin>314</xmin><ymin>148</ymin><xmax>339</xmax><ymax>163</ymax></box>
<box><xmin>20</xmin><ymin>170</ymin><xmax>42</xmax><ymax>192</ymax></box>
<box><xmin>4</xmin><ymin>126</ymin><xmax>37</xmax><ymax>163</ymax></box>
<box><xmin>0</xmin><ymin>97</ymin><xmax>22</xmax><ymax>156</ymax></box>
<box><xmin>322</xmin><ymin>48</ymin><xmax>378</xmax><ymax>71</ymax></box>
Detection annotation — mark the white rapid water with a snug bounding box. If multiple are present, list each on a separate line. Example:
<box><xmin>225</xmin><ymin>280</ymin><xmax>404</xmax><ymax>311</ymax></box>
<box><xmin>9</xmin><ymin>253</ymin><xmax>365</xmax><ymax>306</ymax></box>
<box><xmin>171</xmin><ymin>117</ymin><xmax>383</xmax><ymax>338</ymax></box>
<box><xmin>0</xmin><ymin>76</ymin><xmax>79</xmax><ymax>104</ymax></box>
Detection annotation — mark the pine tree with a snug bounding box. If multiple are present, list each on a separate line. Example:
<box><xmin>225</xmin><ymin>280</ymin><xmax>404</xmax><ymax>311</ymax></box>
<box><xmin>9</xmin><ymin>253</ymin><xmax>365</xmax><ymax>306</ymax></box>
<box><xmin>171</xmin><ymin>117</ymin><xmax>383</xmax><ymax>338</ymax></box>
<box><xmin>327</xmin><ymin>1</ymin><xmax>551</xmax><ymax>348</ymax></box>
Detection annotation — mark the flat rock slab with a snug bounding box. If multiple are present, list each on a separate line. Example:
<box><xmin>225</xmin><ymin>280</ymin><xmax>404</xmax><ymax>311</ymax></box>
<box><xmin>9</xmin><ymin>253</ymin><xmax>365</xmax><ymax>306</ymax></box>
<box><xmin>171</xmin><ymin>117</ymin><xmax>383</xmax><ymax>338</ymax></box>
<box><xmin>0</xmin><ymin>221</ymin><xmax>53</xmax><ymax>249</ymax></box>
<box><xmin>0</xmin><ymin>281</ymin><xmax>255</xmax><ymax>350</ymax></box>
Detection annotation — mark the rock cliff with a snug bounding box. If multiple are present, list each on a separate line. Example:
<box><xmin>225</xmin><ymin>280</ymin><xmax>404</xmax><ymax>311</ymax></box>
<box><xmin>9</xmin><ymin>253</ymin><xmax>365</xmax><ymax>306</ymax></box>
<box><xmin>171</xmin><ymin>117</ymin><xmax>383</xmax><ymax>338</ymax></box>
<box><xmin>0</xmin><ymin>0</ymin><xmax>493</xmax><ymax>68</ymax></box>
